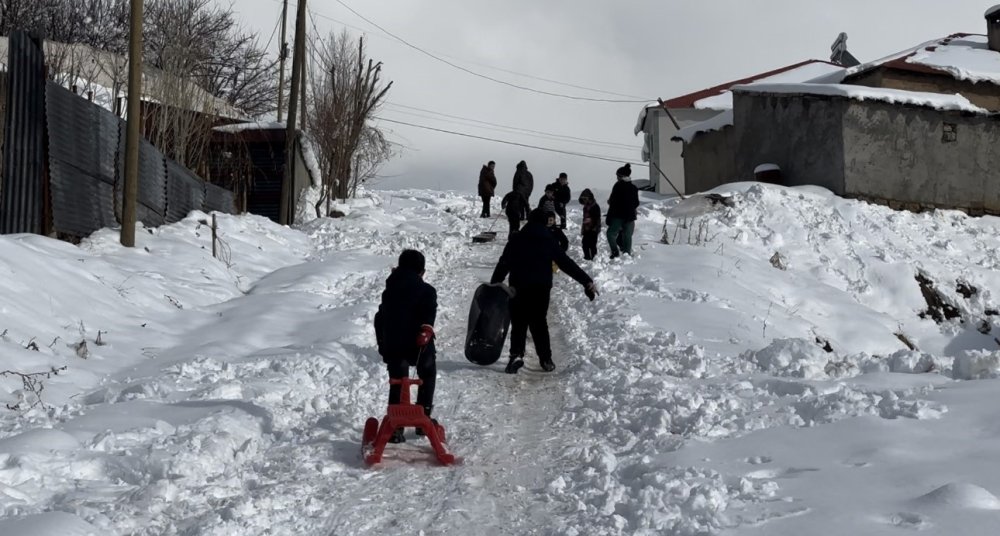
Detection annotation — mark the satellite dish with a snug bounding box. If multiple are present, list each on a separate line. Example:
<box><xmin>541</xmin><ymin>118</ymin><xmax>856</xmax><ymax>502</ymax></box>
<box><xmin>829</xmin><ymin>32</ymin><xmax>860</xmax><ymax>67</ymax></box>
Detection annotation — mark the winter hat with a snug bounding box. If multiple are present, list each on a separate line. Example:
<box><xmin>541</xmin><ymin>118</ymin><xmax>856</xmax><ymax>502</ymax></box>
<box><xmin>579</xmin><ymin>188</ymin><xmax>594</xmax><ymax>202</ymax></box>
<box><xmin>517</xmin><ymin>160</ymin><xmax>527</xmax><ymax>169</ymax></box>
<box><xmin>398</xmin><ymin>249</ymin><xmax>426</xmax><ymax>274</ymax></box>
<box><xmin>616</xmin><ymin>163</ymin><xmax>632</xmax><ymax>178</ymax></box>
<box><xmin>558</xmin><ymin>172</ymin><xmax>568</xmax><ymax>179</ymax></box>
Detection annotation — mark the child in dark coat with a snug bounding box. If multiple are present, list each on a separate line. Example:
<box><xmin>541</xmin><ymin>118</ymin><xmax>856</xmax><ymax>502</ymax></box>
<box><xmin>373</xmin><ymin>250</ymin><xmax>437</xmax><ymax>443</ymax></box>
<box><xmin>547</xmin><ymin>213</ymin><xmax>569</xmax><ymax>253</ymax></box>
<box><xmin>501</xmin><ymin>190</ymin><xmax>530</xmax><ymax>238</ymax></box>
<box><xmin>579</xmin><ymin>188</ymin><xmax>601</xmax><ymax>260</ymax></box>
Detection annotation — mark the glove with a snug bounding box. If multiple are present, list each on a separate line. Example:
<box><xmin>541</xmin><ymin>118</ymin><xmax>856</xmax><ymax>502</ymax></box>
<box><xmin>416</xmin><ymin>324</ymin><xmax>435</xmax><ymax>347</ymax></box>
<box><xmin>584</xmin><ymin>282</ymin><xmax>598</xmax><ymax>302</ymax></box>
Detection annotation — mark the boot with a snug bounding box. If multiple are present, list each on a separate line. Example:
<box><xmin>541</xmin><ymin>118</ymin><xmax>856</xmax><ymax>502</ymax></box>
<box><xmin>416</xmin><ymin>406</ymin><xmax>433</xmax><ymax>437</ymax></box>
<box><xmin>539</xmin><ymin>356</ymin><xmax>556</xmax><ymax>372</ymax></box>
<box><xmin>505</xmin><ymin>355</ymin><xmax>525</xmax><ymax>374</ymax></box>
<box><xmin>388</xmin><ymin>428</ymin><xmax>405</xmax><ymax>444</ymax></box>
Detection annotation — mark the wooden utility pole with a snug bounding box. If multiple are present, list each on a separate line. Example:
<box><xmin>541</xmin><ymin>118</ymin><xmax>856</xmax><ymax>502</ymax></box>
<box><xmin>280</xmin><ymin>0</ymin><xmax>307</xmax><ymax>225</ymax></box>
<box><xmin>276</xmin><ymin>0</ymin><xmax>288</xmax><ymax>122</ymax></box>
<box><xmin>121</xmin><ymin>0</ymin><xmax>143</xmax><ymax>247</ymax></box>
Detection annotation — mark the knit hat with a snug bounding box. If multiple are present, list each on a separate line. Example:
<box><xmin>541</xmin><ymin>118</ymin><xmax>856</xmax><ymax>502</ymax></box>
<box><xmin>616</xmin><ymin>163</ymin><xmax>631</xmax><ymax>178</ymax></box>
<box><xmin>558</xmin><ymin>172</ymin><xmax>568</xmax><ymax>179</ymax></box>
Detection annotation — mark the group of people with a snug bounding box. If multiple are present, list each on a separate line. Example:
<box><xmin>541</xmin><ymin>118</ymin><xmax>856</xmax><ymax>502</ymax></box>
<box><xmin>479</xmin><ymin>160</ymin><xmax>641</xmax><ymax>260</ymax></box>
<box><xmin>371</xmin><ymin>159</ymin><xmax>641</xmax><ymax>443</ymax></box>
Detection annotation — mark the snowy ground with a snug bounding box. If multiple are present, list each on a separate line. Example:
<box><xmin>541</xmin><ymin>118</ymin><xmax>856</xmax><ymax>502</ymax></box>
<box><xmin>1</xmin><ymin>184</ymin><xmax>1000</xmax><ymax>535</ymax></box>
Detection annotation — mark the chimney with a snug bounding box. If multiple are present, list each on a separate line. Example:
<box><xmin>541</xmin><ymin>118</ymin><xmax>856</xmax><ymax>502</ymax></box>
<box><xmin>987</xmin><ymin>5</ymin><xmax>1000</xmax><ymax>52</ymax></box>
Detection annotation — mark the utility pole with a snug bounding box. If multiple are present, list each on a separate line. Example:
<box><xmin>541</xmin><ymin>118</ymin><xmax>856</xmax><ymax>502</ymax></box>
<box><xmin>121</xmin><ymin>0</ymin><xmax>143</xmax><ymax>247</ymax></box>
<box><xmin>276</xmin><ymin>0</ymin><xmax>288</xmax><ymax>122</ymax></box>
<box><xmin>280</xmin><ymin>0</ymin><xmax>307</xmax><ymax>225</ymax></box>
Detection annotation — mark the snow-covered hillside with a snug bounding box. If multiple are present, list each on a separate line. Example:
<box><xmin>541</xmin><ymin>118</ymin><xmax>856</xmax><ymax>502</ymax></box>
<box><xmin>0</xmin><ymin>184</ymin><xmax>999</xmax><ymax>535</ymax></box>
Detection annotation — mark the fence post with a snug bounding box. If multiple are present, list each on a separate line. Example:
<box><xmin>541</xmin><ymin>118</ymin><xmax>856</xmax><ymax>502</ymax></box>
<box><xmin>211</xmin><ymin>213</ymin><xmax>217</xmax><ymax>259</ymax></box>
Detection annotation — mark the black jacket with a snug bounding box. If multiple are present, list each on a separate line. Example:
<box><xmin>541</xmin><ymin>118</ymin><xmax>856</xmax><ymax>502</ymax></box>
<box><xmin>491</xmin><ymin>221</ymin><xmax>592</xmax><ymax>289</ymax></box>
<box><xmin>373</xmin><ymin>269</ymin><xmax>437</xmax><ymax>364</ymax></box>
<box><xmin>478</xmin><ymin>165</ymin><xmax>497</xmax><ymax>197</ymax></box>
<box><xmin>512</xmin><ymin>164</ymin><xmax>534</xmax><ymax>199</ymax></box>
<box><xmin>502</xmin><ymin>191</ymin><xmax>530</xmax><ymax>220</ymax></box>
<box><xmin>606</xmin><ymin>179</ymin><xmax>640</xmax><ymax>222</ymax></box>
<box><xmin>552</xmin><ymin>181</ymin><xmax>571</xmax><ymax>206</ymax></box>
<box><xmin>550</xmin><ymin>226</ymin><xmax>569</xmax><ymax>252</ymax></box>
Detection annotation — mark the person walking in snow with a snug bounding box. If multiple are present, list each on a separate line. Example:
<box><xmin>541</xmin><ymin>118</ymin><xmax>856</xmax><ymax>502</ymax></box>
<box><xmin>552</xmin><ymin>173</ymin><xmax>571</xmax><ymax>230</ymax></box>
<box><xmin>491</xmin><ymin>208</ymin><xmax>597</xmax><ymax>374</ymax></box>
<box><xmin>512</xmin><ymin>160</ymin><xmax>534</xmax><ymax>209</ymax></box>
<box><xmin>579</xmin><ymin>188</ymin><xmax>601</xmax><ymax>260</ymax></box>
<box><xmin>478</xmin><ymin>161</ymin><xmax>497</xmax><ymax>218</ymax></box>
<box><xmin>501</xmin><ymin>189</ymin><xmax>530</xmax><ymax>238</ymax></box>
<box><xmin>606</xmin><ymin>163</ymin><xmax>640</xmax><ymax>258</ymax></box>
<box><xmin>373</xmin><ymin>249</ymin><xmax>438</xmax><ymax>444</ymax></box>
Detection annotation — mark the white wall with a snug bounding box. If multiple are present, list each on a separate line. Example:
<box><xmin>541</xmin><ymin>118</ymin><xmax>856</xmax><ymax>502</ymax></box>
<box><xmin>646</xmin><ymin>107</ymin><xmax>719</xmax><ymax>195</ymax></box>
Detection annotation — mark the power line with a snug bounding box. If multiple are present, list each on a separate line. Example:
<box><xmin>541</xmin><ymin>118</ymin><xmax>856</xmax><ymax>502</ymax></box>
<box><xmin>384</xmin><ymin>103</ymin><xmax>638</xmax><ymax>151</ymax></box>
<box><xmin>264</xmin><ymin>0</ymin><xmax>650</xmax><ymax>101</ymax></box>
<box><xmin>262</xmin><ymin>9</ymin><xmax>282</xmax><ymax>54</ymax></box>
<box><xmin>376</xmin><ymin>117</ymin><xmax>644</xmax><ymax>166</ymax></box>
<box><xmin>332</xmin><ymin>0</ymin><xmax>653</xmax><ymax>104</ymax></box>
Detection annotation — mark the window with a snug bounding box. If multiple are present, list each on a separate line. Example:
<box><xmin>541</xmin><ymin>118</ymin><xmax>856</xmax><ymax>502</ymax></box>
<box><xmin>942</xmin><ymin>123</ymin><xmax>957</xmax><ymax>143</ymax></box>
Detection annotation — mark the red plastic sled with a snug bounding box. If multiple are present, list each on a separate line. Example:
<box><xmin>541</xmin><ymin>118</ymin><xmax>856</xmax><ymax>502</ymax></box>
<box><xmin>362</xmin><ymin>377</ymin><xmax>455</xmax><ymax>466</ymax></box>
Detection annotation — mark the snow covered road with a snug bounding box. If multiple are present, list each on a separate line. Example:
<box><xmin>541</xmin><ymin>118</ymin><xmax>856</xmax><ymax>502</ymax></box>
<box><xmin>2</xmin><ymin>185</ymin><xmax>1000</xmax><ymax>535</ymax></box>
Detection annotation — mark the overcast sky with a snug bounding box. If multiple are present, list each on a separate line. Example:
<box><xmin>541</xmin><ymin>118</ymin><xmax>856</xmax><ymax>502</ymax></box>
<box><xmin>230</xmin><ymin>0</ymin><xmax>995</xmax><ymax>195</ymax></box>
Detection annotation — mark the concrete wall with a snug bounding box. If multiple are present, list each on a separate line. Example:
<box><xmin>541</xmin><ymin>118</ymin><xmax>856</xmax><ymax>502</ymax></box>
<box><xmin>732</xmin><ymin>92</ymin><xmax>847</xmax><ymax>194</ymax></box>
<box><xmin>847</xmin><ymin>68</ymin><xmax>1000</xmax><ymax>111</ymax></box>
<box><xmin>645</xmin><ymin>107</ymin><xmax>717</xmax><ymax>195</ymax></box>
<box><xmin>842</xmin><ymin>100</ymin><xmax>1000</xmax><ymax>213</ymax></box>
<box><xmin>682</xmin><ymin>126</ymin><xmax>739</xmax><ymax>194</ymax></box>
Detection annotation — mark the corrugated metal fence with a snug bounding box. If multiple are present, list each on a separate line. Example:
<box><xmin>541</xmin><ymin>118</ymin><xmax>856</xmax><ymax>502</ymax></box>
<box><xmin>1</xmin><ymin>32</ymin><xmax>46</xmax><ymax>235</ymax></box>
<box><xmin>1</xmin><ymin>30</ymin><xmax>235</xmax><ymax>239</ymax></box>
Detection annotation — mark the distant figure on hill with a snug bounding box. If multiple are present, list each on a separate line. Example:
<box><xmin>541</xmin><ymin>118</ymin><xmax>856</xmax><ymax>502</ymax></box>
<box><xmin>491</xmin><ymin>208</ymin><xmax>597</xmax><ymax>374</ymax></box>
<box><xmin>373</xmin><ymin>250</ymin><xmax>438</xmax><ymax>444</ymax></box>
<box><xmin>578</xmin><ymin>188</ymin><xmax>601</xmax><ymax>260</ymax></box>
<box><xmin>551</xmin><ymin>173</ymin><xmax>571</xmax><ymax>229</ymax></box>
<box><xmin>606</xmin><ymin>163</ymin><xmax>640</xmax><ymax>259</ymax></box>
<box><xmin>478</xmin><ymin>161</ymin><xmax>497</xmax><ymax>218</ymax></box>
<box><xmin>512</xmin><ymin>160</ymin><xmax>534</xmax><ymax>209</ymax></box>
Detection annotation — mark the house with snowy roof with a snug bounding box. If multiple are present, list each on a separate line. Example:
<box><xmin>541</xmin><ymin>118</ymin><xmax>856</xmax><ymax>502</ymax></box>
<box><xmin>634</xmin><ymin>60</ymin><xmax>845</xmax><ymax>195</ymax></box>
<box><xmin>670</xmin><ymin>5</ymin><xmax>1000</xmax><ymax>215</ymax></box>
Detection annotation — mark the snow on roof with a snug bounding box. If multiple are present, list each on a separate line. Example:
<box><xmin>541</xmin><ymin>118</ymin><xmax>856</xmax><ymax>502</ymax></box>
<box><xmin>671</xmin><ymin>109</ymin><xmax>734</xmax><ymax>143</ymax></box>
<box><xmin>905</xmin><ymin>35</ymin><xmax>1000</xmax><ymax>85</ymax></box>
<box><xmin>636</xmin><ymin>61</ymin><xmax>842</xmax><ymax>136</ymax></box>
<box><xmin>633</xmin><ymin>101</ymin><xmax>664</xmax><ymax>135</ymax></box>
<box><xmin>660</xmin><ymin>60</ymin><xmax>844</xmax><ymax>112</ymax></box>
<box><xmin>846</xmin><ymin>33</ymin><xmax>1000</xmax><ymax>87</ymax></box>
<box><xmin>986</xmin><ymin>4</ymin><xmax>1000</xmax><ymax>18</ymax></box>
<box><xmin>691</xmin><ymin>62</ymin><xmax>845</xmax><ymax>111</ymax></box>
<box><xmin>732</xmin><ymin>82</ymin><xmax>991</xmax><ymax>114</ymax></box>
<box><xmin>213</xmin><ymin>121</ymin><xmax>286</xmax><ymax>133</ymax></box>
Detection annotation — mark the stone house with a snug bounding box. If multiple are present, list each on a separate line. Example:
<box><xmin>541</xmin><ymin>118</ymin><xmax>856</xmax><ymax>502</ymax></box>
<box><xmin>633</xmin><ymin>60</ymin><xmax>844</xmax><ymax>195</ymax></box>
<box><xmin>672</xmin><ymin>6</ymin><xmax>1000</xmax><ymax>214</ymax></box>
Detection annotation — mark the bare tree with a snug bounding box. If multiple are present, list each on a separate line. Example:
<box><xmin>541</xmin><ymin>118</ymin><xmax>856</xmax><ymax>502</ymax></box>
<box><xmin>309</xmin><ymin>31</ymin><xmax>392</xmax><ymax>213</ymax></box>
